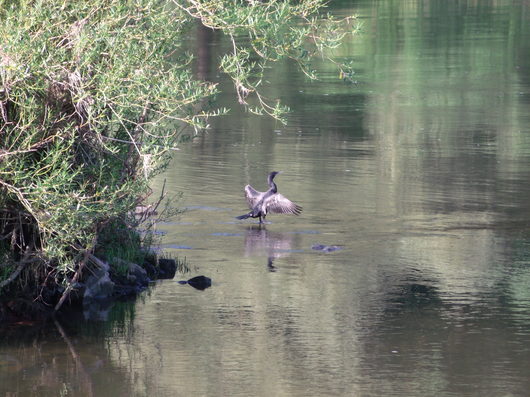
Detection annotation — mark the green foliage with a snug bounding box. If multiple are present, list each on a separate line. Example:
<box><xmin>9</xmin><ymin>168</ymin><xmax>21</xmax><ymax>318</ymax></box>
<box><xmin>0</xmin><ymin>0</ymin><xmax>354</xmax><ymax>303</ymax></box>
<box><xmin>176</xmin><ymin>0</ymin><xmax>357</xmax><ymax>121</ymax></box>
<box><xmin>0</xmin><ymin>0</ymin><xmax>212</xmax><ymax>293</ymax></box>
<box><xmin>95</xmin><ymin>217</ymin><xmax>150</xmax><ymax>277</ymax></box>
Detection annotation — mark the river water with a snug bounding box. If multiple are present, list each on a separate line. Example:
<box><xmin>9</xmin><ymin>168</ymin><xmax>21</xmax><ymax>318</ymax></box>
<box><xmin>3</xmin><ymin>1</ymin><xmax>530</xmax><ymax>396</ymax></box>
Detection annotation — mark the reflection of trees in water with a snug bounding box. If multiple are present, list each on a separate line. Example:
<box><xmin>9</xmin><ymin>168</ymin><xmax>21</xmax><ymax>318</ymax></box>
<box><xmin>243</xmin><ymin>225</ymin><xmax>300</xmax><ymax>271</ymax></box>
<box><xmin>356</xmin><ymin>267</ymin><xmax>530</xmax><ymax>397</ymax></box>
<box><xmin>0</xmin><ymin>303</ymin><xmax>137</xmax><ymax>396</ymax></box>
<box><xmin>384</xmin><ymin>270</ymin><xmax>442</xmax><ymax>310</ymax></box>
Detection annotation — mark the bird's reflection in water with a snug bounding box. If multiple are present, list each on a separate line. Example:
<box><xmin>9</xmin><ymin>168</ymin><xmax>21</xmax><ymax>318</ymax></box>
<box><xmin>243</xmin><ymin>225</ymin><xmax>299</xmax><ymax>272</ymax></box>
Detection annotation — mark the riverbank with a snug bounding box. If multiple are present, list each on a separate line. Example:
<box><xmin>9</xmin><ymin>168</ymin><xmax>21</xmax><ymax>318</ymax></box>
<box><xmin>0</xmin><ymin>254</ymin><xmax>177</xmax><ymax>324</ymax></box>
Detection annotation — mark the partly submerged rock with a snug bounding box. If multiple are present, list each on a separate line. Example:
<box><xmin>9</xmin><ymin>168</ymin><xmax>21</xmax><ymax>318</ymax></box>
<box><xmin>127</xmin><ymin>262</ymin><xmax>148</xmax><ymax>285</ymax></box>
<box><xmin>83</xmin><ymin>262</ymin><xmax>115</xmax><ymax>304</ymax></box>
<box><xmin>188</xmin><ymin>275</ymin><xmax>211</xmax><ymax>290</ymax></box>
<box><xmin>178</xmin><ymin>275</ymin><xmax>212</xmax><ymax>290</ymax></box>
<box><xmin>108</xmin><ymin>259</ymin><xmax>151</xmax><ymax>298</ymax></box>
<box><xmin>311</xmin><ymin>244</ymin><xmax>343</xmax><ymax>253</ymax></box>
<box><xmin>158</xmin><ymin>258</ymin><xmax>177</xmax><ymax>279</ymax></box>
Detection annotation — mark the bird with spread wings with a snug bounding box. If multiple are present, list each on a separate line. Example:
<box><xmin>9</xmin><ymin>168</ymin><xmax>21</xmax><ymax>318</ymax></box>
<box><xmin>236</xmin><ymin>171</ymin><xmax>302</xmax><ymax>224</ymax></box>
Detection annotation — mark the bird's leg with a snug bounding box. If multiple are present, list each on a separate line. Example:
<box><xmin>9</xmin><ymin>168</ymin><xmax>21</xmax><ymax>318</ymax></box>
<box><xmin>259</xmin><ymin>215</ymin><xmax>263</xmax><ymax>224</ymax></box>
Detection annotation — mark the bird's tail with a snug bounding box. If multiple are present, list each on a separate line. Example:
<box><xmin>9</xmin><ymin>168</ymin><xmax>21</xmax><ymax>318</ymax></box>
<box><xmin>236</xmin><ymin>212</ymin><xmax>252</xmax><ymax>220</ymax></box>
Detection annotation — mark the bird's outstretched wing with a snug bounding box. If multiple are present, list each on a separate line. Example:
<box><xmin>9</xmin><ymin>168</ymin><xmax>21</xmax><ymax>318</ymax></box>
<box><xmin>245</xmin><ymin>185</ymin><xmax>265</xmax><ymax>209</ymax></box>
<box><xmin>265</xmin><ymin>194</ymin><xmax>302</xmax><ymax>215</ymax></box>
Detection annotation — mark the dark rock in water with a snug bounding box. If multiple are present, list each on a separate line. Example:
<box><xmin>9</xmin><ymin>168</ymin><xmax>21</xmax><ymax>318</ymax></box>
<box><xmin>142</xmin><ymin>261</ymin><xmax>158</xmax><ymax>279</ymax></box>
<box><xmin>178</xmin><ymin>275</ymin><xmax>212</xmax><ymax>290</ymax></box>
<box><xmin>188</xmin><ymin>275</ymin><xmax>211</xmax><ymax>290</ymax></box>
<box><xmin>311</xmin><ymin>244</ymin><xmax>343</xmax><ymax>253</ymax></box>
<box><xmin>127</xmin><ymin>262</ymin><xmax>148</xmax><ymax>285</ymax></box>
<box><xmin>109</xmin><ymin>259</ymin><xmax>151</xmax><ymax>299</ymax></box>
<box><xmin>158</xmin><ymin>258</ymin><xmax>177</xmax><ymax>279</ymax></box>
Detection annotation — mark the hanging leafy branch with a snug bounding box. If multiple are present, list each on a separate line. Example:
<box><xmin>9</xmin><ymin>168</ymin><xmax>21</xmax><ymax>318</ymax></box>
<box><xmin>174</xmin><ymin>0</ymin><xmax>357</xmax><ymax>122</ymax></box>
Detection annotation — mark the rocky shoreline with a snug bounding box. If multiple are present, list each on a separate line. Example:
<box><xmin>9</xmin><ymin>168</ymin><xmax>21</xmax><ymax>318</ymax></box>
<box><xmin>0</xmin><ymin>256</ymin><xmax>177</xmax><ymax>324</ymax></box>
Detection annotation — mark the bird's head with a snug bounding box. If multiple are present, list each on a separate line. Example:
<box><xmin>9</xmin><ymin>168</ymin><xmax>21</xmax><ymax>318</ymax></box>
<box><xmin>267</xmin><ymin>171</ymin><xmax>282</xmax><ymax>189</ymax></box>
<box><xmin>269</xmin><ymin>171</ymin><xmax>282</xmax><ymax>180</ymax></box>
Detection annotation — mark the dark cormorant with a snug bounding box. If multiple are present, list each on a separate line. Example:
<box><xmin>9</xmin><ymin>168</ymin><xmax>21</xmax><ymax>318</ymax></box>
<box><xmin>236</xmin><ymin>171</ymin><xmax>302</xmax><ymax>224</ymax></box>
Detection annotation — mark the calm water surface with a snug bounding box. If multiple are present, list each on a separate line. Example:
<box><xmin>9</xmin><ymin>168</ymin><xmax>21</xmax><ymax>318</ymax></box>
<box><xmin>3</xmin><ymin>1</ymin><xmax>530</xmax><ymax>396</ymax></box>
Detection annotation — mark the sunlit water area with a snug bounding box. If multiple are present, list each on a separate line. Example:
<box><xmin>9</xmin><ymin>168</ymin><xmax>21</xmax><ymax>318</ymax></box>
<box><xmin>3</xmin><ymin>1</ymin><xmax>530</xmax><ymax>396</ymax></box>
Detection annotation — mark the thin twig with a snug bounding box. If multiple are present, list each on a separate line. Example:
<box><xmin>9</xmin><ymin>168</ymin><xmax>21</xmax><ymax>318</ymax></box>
<box><xmin>54</xmin><ymin>256</ymin><xmax>87</xmax><ymax>312</ymax></box>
